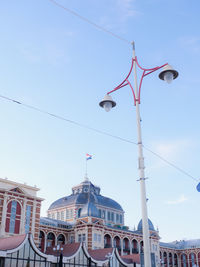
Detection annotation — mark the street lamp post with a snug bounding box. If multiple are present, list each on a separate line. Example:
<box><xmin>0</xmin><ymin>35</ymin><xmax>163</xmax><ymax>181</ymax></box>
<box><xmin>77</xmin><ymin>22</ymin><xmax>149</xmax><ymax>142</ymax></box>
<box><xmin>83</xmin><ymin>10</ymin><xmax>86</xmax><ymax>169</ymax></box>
<box><xmin>53</xmin><ymin>244</ymin><xmax>64</xmax><ymax>267</ymax></box>
<box><xmin>99</xmin><ymin>42</ymin><xmax>178</xmax><ymax>267</ymax></box>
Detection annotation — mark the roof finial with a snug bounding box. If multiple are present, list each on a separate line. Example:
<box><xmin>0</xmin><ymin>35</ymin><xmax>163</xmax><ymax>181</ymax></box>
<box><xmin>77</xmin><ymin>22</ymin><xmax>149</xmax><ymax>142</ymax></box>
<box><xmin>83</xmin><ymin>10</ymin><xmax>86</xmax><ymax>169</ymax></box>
<box><xmin>84</xmin><ymin>174</ymin><xmax>89</xmax><ymax>182</ymax></box>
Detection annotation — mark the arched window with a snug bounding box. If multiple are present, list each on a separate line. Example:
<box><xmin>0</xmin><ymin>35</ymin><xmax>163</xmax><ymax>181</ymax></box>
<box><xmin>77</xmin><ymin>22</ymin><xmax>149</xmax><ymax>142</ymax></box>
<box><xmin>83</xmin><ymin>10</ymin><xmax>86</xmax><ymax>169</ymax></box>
<box><xmin>190</xmin><ymin>253</ymin><xmax>195</xmax><ymax>267</ymax></box>
<box><xmin>5</xmin><ymin>200</ymin><xmax>21</xmax><ymax>234</ymax></box>
<box><xmin>163</xmin><ymin>252</ymin><xmax>168</xmax><ymax>267</ymax></box>
<box><xmin>39</xmin><ymin>231</ymin><xmax>45</xmax><ymax>252</ymax></box>
<box><xmin>77</xmin><ymin>208</ymin><xmax>82</xmax><ymax>218</ymax></box>
<box><xmin>132</xmin><ymin>239</ymin><xmax>138</xmax><ymax>253</ymax></box>
<box><xmin>140</xmin><ymin>241</ymin><xmax>144</xmax><ymax>254</ymax></box>
<box><xmin>104</xmin><ymin>234</ymin><xmax>112</xmax><ymax>248</ymax></box>
<box><xmin>123</xmin><ymin>238</ymin><xmax>130</xmax><ymax>254</ymax></box>
<box><xmin>113</xmin><ymin>236</ymin><xmax>121</xmax><ymax>252</ymax></box>
<box><xmin>181</xmin><ymin>254</ymin><xmax>187</xmax><ymax>267</ymax></box>
<box><xmin>57</xmin><ymin>234</ymin><xmax>65</xmax><ymax>245</ymax></box>
<box><xmin>47</xmin><ymin>232</ymin><xmax>55</xmax><ymax>248</ymax></box>
<box><xmin>174</xmin><ymin>254</ymin><xmax>178</xmax><ymax>267</ymax></box>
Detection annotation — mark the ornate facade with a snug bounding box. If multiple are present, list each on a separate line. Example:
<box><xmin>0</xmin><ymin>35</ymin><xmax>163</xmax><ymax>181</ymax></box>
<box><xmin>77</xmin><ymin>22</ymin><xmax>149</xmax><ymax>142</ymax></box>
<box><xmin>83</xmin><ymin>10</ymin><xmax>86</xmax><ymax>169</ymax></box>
<box><xmin>0</xmin><ymin>177</ymin><xmax>199</xmax><ymax>267</ymax></box>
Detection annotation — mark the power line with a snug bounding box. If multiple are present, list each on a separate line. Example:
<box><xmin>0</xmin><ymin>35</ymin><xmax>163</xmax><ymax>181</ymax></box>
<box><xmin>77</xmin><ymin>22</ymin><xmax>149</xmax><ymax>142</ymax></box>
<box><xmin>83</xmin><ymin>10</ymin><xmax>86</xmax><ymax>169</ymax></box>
<box><xmin>143</xmin><ymin>145</ymin><xmax>198</xmax><ymax>182</ymax></box>
<box><xmin>48</xmin><ymin>0</ymin><xmax>131</xmax><ymax>45</ymax></box>
<box><xmin>0</xmin><ymin>94</ymin><xmax>198</xmax><ymax>183</ymax></box>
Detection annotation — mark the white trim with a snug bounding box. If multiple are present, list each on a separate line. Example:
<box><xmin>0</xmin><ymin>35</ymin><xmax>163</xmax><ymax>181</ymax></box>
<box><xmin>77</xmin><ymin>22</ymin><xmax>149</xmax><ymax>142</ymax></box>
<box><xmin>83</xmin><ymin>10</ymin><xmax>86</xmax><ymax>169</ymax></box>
<box><xmin>115</xmin><ymin>248</ymin><xmax>130</xmax><ymax>266</ymax></box>
<box><xmin>81</xmin><ymin>242</ymin><xmax>109</xmax><ymax>265</ymax></box>
<box><xmin>29</xmin><ymin>233</ymin><xmax>49</xmax><ymax>258</ymax></box>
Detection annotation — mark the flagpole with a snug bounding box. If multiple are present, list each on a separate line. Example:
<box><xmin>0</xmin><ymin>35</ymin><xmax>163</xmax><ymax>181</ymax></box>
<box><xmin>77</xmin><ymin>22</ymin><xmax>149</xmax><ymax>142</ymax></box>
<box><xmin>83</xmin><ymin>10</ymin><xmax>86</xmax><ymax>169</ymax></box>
<box><xmin>85</xmin><ymin>154</ymin><xmax>92</xmax><ymax>181</ymax></box>
<box><xmin>85</xmin><ymin>158</ymin><xmax>88</xmax><ymax>180</ymax></box>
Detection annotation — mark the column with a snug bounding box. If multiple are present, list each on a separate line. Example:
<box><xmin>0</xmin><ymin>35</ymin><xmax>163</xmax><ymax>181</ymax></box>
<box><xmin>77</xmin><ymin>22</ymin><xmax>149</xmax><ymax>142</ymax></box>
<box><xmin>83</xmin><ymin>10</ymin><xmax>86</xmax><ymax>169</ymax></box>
<box><xmin>44</xmin><ymin>232</ymin><xmax>47</xmax><ymax>253</ymax></box>
<box><xmin>130</xmin><ymin>240</ymin><xmax>133</xmax><ymax>255</ymax></box>
<box><xmin>20</xmin><ymin>199</ymin><xmax>27</xmax><ymax>234</ymax></box>
<box><xmin>196</xmin><ymin>253</ymin><xmax>199</xmax><ymax>267</ymax></box>
<box><xmin>31</xmin><ymin>200</ymin><xmax>36</xmax><ymax>237</ymax></box>
<box><xmin>111</xmin><ymin>237</ymin><xmax>113</xmax><ymax>248</ymax></box>
<box><xmin>177</xmin><ymin>254</ymin><xmax>181</xmax><ymax>267</ymax></box>
<box><xmin>172</xmin><ymin>254</ymin><xmax>174</xmax><ymax>267</ymax></box>
<box><xmin>0</xmin><ymin>194</ymin><xmax>8</xmax><ymax>236</ymax></box>
<box><xmin>187</xmin><ymin>254</ymin><xmax>190</xmax><ymax>267</ymax></box>
<box><xmin>160</xmin><ymin>252</ymin><xmax>164</xmax><ymax>267</ymax></box>
<box><xmin>121</xmin><ymin>239</ymin><xmax>123</xmax><ymax>256</ymax></box>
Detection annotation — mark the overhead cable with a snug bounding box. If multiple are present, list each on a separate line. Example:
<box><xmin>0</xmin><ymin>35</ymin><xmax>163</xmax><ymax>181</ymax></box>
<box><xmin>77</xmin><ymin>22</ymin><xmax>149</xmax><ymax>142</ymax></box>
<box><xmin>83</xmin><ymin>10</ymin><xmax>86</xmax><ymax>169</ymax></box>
<box><xmin>48</xmin><ymin>0</ymin><xmax>131</xmax><ymax>45</ymax></box>
<box><xmin>0</xmin><ymin>94</ymin><xmax>198</xmax><ymax>183</ymax></box>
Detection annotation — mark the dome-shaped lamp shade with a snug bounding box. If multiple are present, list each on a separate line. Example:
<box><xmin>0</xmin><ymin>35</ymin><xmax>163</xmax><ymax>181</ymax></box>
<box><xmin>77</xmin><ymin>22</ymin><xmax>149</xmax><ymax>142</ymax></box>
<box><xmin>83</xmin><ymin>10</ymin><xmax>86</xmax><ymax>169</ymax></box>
<box><xmin>99</xmin><ymin>94</ymin><xmax>116</xmax><ymax>112</ymax></box>
<box><xmin>196</xmin><ymin>182</ymin><xmax>200</xmax><ymax>192</ymax></box>
<box><xmin>159</xmin><ymin>64</ymin><xmax>179</xmax><ymax>83</ymax></box>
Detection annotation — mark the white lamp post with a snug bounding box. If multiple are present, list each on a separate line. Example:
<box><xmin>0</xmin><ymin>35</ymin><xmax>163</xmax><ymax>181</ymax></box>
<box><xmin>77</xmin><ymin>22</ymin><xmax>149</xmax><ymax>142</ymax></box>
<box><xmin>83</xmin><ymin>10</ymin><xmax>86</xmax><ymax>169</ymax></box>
<box><xmin>99</xmin><ymin>41</ymin><xmax>178</xmax><ymax>267</ymax></box>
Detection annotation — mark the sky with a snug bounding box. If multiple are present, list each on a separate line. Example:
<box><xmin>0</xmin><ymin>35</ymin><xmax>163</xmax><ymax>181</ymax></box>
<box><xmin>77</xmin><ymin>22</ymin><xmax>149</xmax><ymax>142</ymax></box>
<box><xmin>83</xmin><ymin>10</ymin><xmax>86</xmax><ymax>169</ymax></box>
<box><xmin>0</xmin><ymin>0</ymin><xmax>200</xmax><ymax>242</ymax></box>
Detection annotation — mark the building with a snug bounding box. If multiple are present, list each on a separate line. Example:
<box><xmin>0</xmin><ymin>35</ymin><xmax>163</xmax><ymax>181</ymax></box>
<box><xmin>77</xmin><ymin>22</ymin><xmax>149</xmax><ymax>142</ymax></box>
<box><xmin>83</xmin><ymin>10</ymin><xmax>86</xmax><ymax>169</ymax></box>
<box><xmin>0</xmin><ymin>177</ymin><xmax>199</xmax><ymax>267</ymax></box>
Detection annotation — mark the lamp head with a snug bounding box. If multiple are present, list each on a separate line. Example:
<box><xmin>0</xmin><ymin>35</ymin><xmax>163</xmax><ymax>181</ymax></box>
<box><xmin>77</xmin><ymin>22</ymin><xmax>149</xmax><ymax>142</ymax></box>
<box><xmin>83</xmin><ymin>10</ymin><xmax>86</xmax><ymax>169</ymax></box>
<box><xmin>159</xmin><ymin>64</ymin><xmax>179</xmax><ymax>83</ymax></box>
<box><xmin>99</xmin><ymin>94</ymin><xmax>116</xmax><ymax>112</ymax></box>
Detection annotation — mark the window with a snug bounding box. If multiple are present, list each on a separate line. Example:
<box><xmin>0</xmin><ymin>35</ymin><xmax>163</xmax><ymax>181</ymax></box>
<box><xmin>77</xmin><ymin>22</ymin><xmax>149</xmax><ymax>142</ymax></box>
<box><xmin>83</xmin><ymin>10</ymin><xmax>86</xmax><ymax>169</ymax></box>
<box><xmin>191</xmin><ymin>253</ymin><xmax>195</xmax><ymax>266</ymax></box>
<box><xmin>66</xmin><ymin>209</ymin><xmax>69</xmax><ymax>219</ymax></box>
<box><xmin>52</xmin><ymin>213</ymin><xmax>55</xmax><ymax>219</ymax></box>
<box><xmin>116</xmin><ymin>214</ymin><xmax>119</xmax><ymax>222</ymax></box>
<box><xmin>111</xmin><ymin>212</ymin><xmax>114</xmax><ymax>222</ymax></box>
<box><xmin>120</xmin><ymin>214</ymin><xmax>122</xmax><ymax>223</ymax></box>
<box><xmin>94</xmin><ymin>233</ymin><xmax>101</xmax><ymax>243</ymax></box>
<box><xmin>61</xmin><ymin>211</ymin><xmax>64</xmax><ymax>221</ymax></box>
<box><xmin>78</xmin><ymin>234</ymin><xmax>86</xmax><ymax>242</ymax></box>
<box><xmin>102</xmin><ymin>210</ymin><xmax>105</xmax><ymax>219</ymax></box>
<box><xmin>98</xmin><ymin>209</ymin><xmax>101</xmax><ymax>218</ymax></box>
<box><xmin>5</xmin><ymin>200</ymin><xmax>21</xmax><ymax>234</ymax></box>
<box><xmin>78</xmin><ymin>234</ymin><xmax>82</xmax><ymax>242</ymax></box>
<box><xmin>77</xmin><ymin>208</ymin><xmax>82</xmax><ymax>218</ymax></box>
<box><xmin>25</xmin><ymin>205</ymin><xmax>31</xmax><ymax>233</ymax></box>
<box><xmin>82</xmin><ymin>234</ymin><xmax>86</xmax><ymax>242</ymax></box>
<box><xmin>182</xmin><ymin>254</ymin><xmax>187</xmax><ymax>267</ymax></box>
<box><xmin>57</xmin><ymin>212</ymin><xmax>60</xmax><ymax>220</ymax></box>
<box><xmin>94</xmin><ymin>233</ymin><xmax>97</xmax><ymax>241</ymax></box>
<box><xmin>70</xmin><ymin>209</ymin><xmax>73</xmax><ymax>218</ymax></box>
<box><xmin>70</xmin><ymin>235</ymin><xmax>74</xmax><ymax>243</ymax></box>
<box><xmin>108</xmin><ymin>211</ymin><xmax>111</xmax><ymax>221</ymax></box>
<box><xmin>9</xmin><ymin>201</ymin><xmax>17</xmax><ymax>233</ymax></box>
<box><xmin>98</xmin><ymin>234</ymin><xmax>101</xmax><ymax>242</ymax></box>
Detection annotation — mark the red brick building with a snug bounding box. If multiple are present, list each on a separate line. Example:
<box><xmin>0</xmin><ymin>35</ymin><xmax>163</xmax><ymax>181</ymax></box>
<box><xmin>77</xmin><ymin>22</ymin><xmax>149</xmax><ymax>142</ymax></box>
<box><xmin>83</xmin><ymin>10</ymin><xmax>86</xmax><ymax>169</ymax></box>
<box><xmin>0</xmin><ymin>177</ymin><xmax>199</xmax><ymax>267</ymax></box>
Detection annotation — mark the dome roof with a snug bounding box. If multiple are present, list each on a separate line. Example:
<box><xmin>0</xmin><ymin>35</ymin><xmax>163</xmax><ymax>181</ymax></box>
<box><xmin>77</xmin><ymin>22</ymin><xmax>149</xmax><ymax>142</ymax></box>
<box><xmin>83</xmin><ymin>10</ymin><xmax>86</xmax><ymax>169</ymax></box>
<box><xmin>137</xmin><ymin>219</ymin><xmax>155</xmax><ymax>231</ymax></box>
<box><xmin>80</xmin><ymin>202</ymin><xmax>99</xmax><ymax>218</ymax></box>
<box><xmin>48</xmin><ymin>180</ymin><xmax>123</xmax><ymax>212</ymax></box>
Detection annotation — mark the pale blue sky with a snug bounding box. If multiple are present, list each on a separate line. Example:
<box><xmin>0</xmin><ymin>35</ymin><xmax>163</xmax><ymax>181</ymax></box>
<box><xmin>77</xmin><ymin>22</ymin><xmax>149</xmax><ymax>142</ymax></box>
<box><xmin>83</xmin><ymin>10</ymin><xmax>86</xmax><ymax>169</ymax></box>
<box><xmin>0</xmin><ymin>0</ymin><xmax>200</xmax><ymax>242</ymax></box>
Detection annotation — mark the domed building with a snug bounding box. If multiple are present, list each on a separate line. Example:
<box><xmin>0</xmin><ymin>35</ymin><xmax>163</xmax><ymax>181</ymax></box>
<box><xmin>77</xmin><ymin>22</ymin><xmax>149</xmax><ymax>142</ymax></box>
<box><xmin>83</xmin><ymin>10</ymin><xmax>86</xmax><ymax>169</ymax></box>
<box><xmin>43</xmin><ymin>178</ymin><xmax>160</xmax><ymax>260</ymax></box>
<box><xmin>0</xmin><ymin>176</ymin><xmax>199</xmax><ymax>267</ymax></box>
<box><xmin>137</xmin><ymin>219</ymin><xmax>155</xmax><ymax>232</ymax></box>
<box><xmin>47</xmin><ymin>178</ymin><xmax>124</xmax><ymax>227</ymax></box>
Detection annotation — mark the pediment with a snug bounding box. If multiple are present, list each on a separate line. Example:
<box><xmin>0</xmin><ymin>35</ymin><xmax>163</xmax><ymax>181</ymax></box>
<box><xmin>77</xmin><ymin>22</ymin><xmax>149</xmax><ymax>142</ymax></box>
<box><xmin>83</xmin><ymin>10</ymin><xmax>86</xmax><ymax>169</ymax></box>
<box><xmin>10</xmin><ymin>187</ymin><xmax>25</xmax><ymax>194</ymax></box>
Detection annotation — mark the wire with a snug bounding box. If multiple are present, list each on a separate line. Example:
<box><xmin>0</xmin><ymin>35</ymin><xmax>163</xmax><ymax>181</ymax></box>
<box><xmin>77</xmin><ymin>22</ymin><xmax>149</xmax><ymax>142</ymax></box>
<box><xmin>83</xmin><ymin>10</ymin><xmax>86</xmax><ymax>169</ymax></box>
<box><xmin>0</xmin><ymin>94</ymin><xmax>198</xmax><ymax>183</ymax></box>
<box><xmin>0</xmin><ymin>94</ymin><xmax>137</xmax><ymax>145</ymax></box>
<box><xmin>143</xmin><ymin>145</ymin><xmax>198</xmax><ymax>182</ymax></box>
<box><xmin>48</xmin><ymin>0</ymin><xmax>131</xmax><ymax>45</ymax></box>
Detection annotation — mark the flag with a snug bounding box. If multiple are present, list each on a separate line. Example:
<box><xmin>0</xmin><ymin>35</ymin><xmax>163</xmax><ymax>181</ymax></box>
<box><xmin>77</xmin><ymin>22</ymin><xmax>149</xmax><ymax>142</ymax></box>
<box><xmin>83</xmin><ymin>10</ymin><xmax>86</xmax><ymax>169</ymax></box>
<box><xmin>86</xmin><ymin>153</ymin><xmax>92</xmax><ymax>160</ymax></box>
